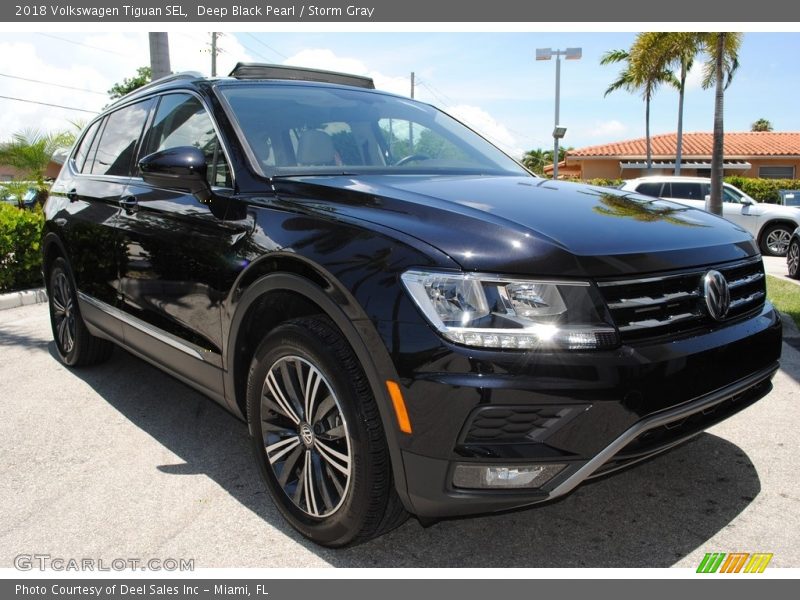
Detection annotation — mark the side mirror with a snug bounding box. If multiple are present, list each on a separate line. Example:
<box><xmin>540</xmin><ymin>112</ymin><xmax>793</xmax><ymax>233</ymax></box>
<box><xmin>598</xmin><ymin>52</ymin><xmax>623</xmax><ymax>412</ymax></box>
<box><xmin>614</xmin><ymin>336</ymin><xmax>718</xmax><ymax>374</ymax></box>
<box><xmin>139</xmin><ymin>146</ymin><xmax>212</xmax><ymax>203</ymax></box>
<box><xmin>704</xmin><ymin>194</ymin><xmax>711</xmax><ymax>202</ymax></box>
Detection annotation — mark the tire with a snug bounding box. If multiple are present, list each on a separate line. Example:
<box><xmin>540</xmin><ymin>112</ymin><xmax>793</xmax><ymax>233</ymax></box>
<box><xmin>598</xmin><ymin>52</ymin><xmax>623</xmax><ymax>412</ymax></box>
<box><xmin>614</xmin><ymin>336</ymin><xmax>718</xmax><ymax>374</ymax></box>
<box><xmin>788</xmin><ymin>240</ymin><xmax>800</xmax><ymax>279</ymax></box>
<box><xmin>48</xmin><ymin>257</ymin><xmax>113</xmax><ymax>367</ymax></box>
<box><xmin>246</xmin><ymin>316</ymin><xmax>407</xmax><ymax>547</ymax></box>
<box><xmin>760</xmin><ymin>223</ymin><xmax>793</xmax><ymax>257</ymax></box>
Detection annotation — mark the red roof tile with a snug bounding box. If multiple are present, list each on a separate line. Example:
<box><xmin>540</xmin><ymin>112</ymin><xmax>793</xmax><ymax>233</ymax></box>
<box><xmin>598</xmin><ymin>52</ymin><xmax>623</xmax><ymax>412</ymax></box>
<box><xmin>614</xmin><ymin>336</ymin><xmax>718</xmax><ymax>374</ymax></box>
<box><xmin>569</xmin><ymin>132</ymin><xmax>800</xmax><ymax>158</ymax></box>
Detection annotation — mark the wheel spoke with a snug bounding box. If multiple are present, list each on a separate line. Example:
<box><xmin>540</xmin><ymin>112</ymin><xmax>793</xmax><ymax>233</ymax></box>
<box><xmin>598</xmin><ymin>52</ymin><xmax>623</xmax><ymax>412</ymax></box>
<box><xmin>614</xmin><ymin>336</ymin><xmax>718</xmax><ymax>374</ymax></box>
<box><xmin>279</xmin><ymin>361</ymin><xmax>305</xmax><ymax>417</ymax></box>
<box><xmin>277</xmin><ymin>445</ymin><xmax>304</xmax><ymax>487</ymax></box>
<box><xmin>304</xmin><ymin>366</ymin><xmax>323</xmax><ymax>424</ymax></box>
<box><xmin>265</xmin><ymin>435</ymin><xmax>302</xmax><ymax>464</ymax></box>
<box><xmin>313</xmin><ymin>394</ymin><xmax>335</xmax><ymax>424</ymax></box>
<box><xmin>311</xmin><ymin>453</ymin><xmax>335</xmax><ymax>511</ymax></box>
<box><xmin>304</xmin><ymin>450</ymin><xmax>320</xmax><ymax>516</ymax></box>
<box><xmin>51</xmin><ymin>294</ymin><xmax>65</xmax><ymax>313</ymax></box>
<box><xmin>313</xmin><ymin>438</ymin><xmax>350</xmax><ymax>477</ymax></box>
<box><xmin>264</xmin><ymin>370</ymin><xmax>301</xmax><ymax>425</ymax></box>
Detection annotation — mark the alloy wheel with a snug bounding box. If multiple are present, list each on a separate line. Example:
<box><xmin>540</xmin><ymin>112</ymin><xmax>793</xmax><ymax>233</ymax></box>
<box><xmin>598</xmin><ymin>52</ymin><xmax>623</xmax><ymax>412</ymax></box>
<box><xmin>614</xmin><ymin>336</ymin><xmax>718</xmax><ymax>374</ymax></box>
<box><xmin>766</xmin><ymin>228</ymin><xmax>791</xmax><ymax>255</ymax></box>
<box><xmin>789</xmin><ymin>242</ymin><xmax>800</xmax><ymax>278</ymax></box>
<box><xmin>51</xmin><ymin>271</ymin><xmax>76</xmax><ymax>354</ymax></box>
<box><xmin>260</xmin><ymin>356</ymin><xmax>352</xmax><ymax>518</ymax></box>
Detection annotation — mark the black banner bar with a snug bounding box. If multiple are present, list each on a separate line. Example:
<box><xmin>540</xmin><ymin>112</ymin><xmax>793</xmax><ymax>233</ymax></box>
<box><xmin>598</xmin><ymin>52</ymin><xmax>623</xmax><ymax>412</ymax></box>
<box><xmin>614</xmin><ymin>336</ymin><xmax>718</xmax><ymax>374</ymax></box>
<box><xmin>3</xmin><ymin>0</ymin><xmax>800</xmax><ymax>22</ymax></box>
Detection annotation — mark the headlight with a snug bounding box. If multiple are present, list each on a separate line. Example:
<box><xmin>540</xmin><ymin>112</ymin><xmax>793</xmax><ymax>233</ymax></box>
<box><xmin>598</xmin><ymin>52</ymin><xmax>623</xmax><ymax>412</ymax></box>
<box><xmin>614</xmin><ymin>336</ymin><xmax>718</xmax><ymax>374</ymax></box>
<box><xmin>401</xmin><ymin>270</ymin><xmax>618</xmax><ymax>350</ymax></box>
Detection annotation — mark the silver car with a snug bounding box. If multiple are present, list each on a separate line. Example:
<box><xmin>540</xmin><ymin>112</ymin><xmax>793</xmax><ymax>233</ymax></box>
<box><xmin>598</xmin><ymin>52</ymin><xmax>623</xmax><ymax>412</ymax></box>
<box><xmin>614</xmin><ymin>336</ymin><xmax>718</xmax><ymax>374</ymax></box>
<box><xmin>620</xmin><ymin>176</ymin><xmax>800</xmax><ymax>257</ymax></box>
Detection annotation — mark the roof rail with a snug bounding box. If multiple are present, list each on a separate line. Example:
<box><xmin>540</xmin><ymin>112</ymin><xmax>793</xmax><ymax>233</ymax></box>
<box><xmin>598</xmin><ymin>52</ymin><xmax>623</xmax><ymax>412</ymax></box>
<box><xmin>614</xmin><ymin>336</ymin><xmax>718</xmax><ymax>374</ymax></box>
<box><xmin>109</xmin><ymin>71</ymin><xmax>204</xmax><ymax>105</ymax></box>
<box><xmin>228</xmin><ymin>62</ymin><xmax>375</xmax><ymax>89</ymax></box>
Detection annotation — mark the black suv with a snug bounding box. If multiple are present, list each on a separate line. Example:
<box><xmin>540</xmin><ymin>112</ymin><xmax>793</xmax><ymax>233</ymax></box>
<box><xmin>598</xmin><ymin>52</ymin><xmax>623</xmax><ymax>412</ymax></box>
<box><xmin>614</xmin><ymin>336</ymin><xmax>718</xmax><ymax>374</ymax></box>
<box><xmin>43</xmin><ymin>64</ymin><xmax>782</xmax><ymax>547</ymax></box>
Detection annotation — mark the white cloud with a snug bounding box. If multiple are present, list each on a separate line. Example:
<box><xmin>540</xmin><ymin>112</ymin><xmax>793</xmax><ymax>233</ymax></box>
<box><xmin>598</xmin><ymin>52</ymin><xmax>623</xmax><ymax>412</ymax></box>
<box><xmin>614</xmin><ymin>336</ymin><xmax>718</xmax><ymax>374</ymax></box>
<box><xmin>0</xmin><ymin>33</ymin><xmax>257</xmax><ymax>144</ymax></box>
<box><xmin>282</xmin><ymin>48</ymin><xmax>409</xmax><ymax>96</ymax></box>
<box><xmin>446</xmin><ymin>104</ymin><xmax>523</xmax><ymax>158</ymax></box>
<box><xmin>588</xmin><ymin>119</ymin><xmax>628</xmax><ymax>138</ymax></box>
<box><xmin>685</xmin><ymin>61</ymin><xmax>705</xmax><ymax>91</ymax></box>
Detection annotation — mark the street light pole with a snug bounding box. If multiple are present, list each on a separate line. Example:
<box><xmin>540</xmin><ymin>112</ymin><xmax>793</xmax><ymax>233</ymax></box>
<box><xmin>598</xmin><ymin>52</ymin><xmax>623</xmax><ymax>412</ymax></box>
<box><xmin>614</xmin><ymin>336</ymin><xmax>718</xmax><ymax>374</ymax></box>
<box><xmin>553</xmin><ymin>53</ymin><xmax>561</xmax><ymax>179</ymax></box>
<box><xmin>536</xmin><ymin>47</ymin><xmax>581</xmax><ymax>180</ymax></box>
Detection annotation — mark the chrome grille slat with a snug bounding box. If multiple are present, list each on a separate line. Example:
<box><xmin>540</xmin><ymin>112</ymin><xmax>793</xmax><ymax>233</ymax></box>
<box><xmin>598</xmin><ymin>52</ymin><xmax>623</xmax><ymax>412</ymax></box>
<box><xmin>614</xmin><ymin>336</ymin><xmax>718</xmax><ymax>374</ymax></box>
<box><xmin>730</xmin><ymin>291</ymin><xmax>766</xmax><ymax>309</ymax></box>
<box><xmin>608</xmin><ymin>290</ymin><xmax>699</xmax><ymax>310</ymax></box>
<box><xmin>598</xmin><ymin>258</ymin><xmax>766</xmax><ymax>342</ymax></box>
<box><xmin>728</xmin><ymin>271</ymin><xmax>764</xmax><ymax>289</ymax></box>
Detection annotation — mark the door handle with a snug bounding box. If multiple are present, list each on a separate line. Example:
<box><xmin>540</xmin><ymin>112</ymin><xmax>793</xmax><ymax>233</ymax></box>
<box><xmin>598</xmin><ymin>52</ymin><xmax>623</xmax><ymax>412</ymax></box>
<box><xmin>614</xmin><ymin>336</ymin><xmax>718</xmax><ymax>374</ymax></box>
<box><xmin>66</xmin><ymin>188</ymin><xmax>78</xmax><ymax>202</ymax></box>
<box><xmin>119</xmin><ymin>195</ymin><xmax>138</xmax><ymax>213</ymax></box>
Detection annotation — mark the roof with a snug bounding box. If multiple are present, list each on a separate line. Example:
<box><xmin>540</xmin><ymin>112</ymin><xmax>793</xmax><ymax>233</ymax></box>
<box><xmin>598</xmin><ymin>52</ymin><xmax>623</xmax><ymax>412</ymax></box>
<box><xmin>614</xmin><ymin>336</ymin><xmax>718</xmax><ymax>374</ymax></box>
<box><xmin>569</xmin><ymin>132</ymin><xmax>800</xmax><ymax>158</ymax></box>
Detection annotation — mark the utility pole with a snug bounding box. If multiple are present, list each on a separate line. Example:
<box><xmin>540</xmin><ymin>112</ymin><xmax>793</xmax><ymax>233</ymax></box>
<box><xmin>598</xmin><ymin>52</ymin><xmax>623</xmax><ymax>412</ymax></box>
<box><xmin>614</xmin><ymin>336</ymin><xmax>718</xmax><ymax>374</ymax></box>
<box><xmin>409</xmin><ymin>72</ymin><xmax>415</xmax><ymax>150</ymax></box>
<box><xmin>149</xmin><ymin>32</ymin><xmax>171</xmax><ymax>81</ymax></box>
<box><xmin>211</xmin><ymin>32</ymin><xmax>218</xmax><ymax>77</ymax></box>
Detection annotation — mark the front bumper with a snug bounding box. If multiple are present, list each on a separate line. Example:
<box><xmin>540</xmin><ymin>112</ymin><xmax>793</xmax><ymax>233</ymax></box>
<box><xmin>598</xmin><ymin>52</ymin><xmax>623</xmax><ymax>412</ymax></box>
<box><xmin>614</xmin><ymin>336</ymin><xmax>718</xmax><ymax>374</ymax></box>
<box><xmin>379</xmin><ymin>302</ymin><xmax>782</xmax><ymax>518</ymax></box>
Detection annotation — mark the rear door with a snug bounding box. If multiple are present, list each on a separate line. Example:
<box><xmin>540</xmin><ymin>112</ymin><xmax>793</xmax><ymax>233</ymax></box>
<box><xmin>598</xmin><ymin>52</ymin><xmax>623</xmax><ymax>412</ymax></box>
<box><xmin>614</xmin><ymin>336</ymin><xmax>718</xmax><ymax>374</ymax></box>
<box><xmin>55</xmin><ymin>99</ymin><xmax>153</xmax><ymax>308</ymax></box>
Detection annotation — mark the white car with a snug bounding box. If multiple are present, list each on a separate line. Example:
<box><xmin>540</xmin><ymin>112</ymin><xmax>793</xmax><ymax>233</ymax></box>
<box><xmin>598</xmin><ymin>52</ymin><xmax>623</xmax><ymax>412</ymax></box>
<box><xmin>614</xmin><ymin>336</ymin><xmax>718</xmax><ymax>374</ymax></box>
<box><xmin>620</xmin><ymin>176</ymin><xmax>800</xmax><ymax>256</ymax></box>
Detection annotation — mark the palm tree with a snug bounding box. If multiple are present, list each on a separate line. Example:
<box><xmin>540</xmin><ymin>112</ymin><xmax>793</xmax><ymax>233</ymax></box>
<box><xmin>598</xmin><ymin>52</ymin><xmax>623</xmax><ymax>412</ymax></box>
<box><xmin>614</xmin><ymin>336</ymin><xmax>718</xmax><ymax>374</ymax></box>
<box><xmin>702</xmin><ymin>33</ymin><xmax>743</xmax><ymax>216</ymax></box>
<box><xmin>634</xmin><ymin>33</ymin><xmax>703</xmax><ymax>176</ymax></box>
<box><xmin>751</xmin><ymin>118</ymin><xmax>773</xmax><ymax>132</ymax></box>
<box><xmin>601</xmin><ymin>47</ymin><xmax>678</xmax><ymax>173</ymax></box>
<box><xmin>0</xmin><ymin>129</ymin><xmax>75</xmax><ymax>200</ymax></box>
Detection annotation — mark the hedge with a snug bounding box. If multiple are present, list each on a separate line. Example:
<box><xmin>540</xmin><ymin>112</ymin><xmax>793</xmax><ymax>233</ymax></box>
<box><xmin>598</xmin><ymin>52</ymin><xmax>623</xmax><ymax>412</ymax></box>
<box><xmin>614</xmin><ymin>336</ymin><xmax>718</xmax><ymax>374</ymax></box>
<box><xmin>722</xmin><ymin>176</ymin><xmax>800</xmax><ymax>204</ymax></box>
<box><xmin>0</xmin><ymin>203</ymin><xmax>45</xmax><ymax>292</ymax></box>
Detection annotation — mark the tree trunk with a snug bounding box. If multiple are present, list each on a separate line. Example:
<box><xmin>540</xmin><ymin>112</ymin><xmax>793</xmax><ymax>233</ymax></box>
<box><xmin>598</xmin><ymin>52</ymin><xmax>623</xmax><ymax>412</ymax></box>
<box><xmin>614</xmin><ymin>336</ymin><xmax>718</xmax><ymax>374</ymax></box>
<box><xmin>675</xmin><ymin>59</ymin><xmax>687</xmax><ymax>176</ymax></box>
<box><xmin>709</xmin><ymin>34</ymin><xmax>725</xmax><ymax>216</ymax></box>
<box><xmin>645</xmin><ymin>96</ymin><xmax>652</xmax><ymax>173</ymax></box>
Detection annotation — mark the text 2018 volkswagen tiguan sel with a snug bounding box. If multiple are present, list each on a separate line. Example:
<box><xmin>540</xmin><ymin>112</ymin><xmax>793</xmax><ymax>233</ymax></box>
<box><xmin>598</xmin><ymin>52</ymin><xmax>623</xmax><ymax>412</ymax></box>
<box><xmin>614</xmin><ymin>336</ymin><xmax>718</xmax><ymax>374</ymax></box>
<box><xmin>43</xmin><ymin>64</ymin><xmax>782</xmax><ymax>546</ymax></box>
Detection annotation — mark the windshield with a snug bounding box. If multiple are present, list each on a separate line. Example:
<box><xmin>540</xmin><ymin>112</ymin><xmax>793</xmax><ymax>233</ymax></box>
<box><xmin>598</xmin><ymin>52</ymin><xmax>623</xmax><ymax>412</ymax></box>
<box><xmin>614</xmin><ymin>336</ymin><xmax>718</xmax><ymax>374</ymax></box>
<box><xmin>217</xmin><ymin>83</ymin><xmax>529</xmax><ymax>177</ymax></box>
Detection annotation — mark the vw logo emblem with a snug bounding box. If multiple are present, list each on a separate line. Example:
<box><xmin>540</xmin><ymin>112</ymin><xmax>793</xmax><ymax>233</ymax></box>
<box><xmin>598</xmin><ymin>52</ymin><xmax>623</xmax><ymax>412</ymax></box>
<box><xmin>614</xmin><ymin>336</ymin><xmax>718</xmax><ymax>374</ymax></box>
<box><xmin>703</xmin><ymin>270</ymin><xmax>731</xmax><ymax>321</ymax></box>
<box><xmin>299</xmin><ymin>423</ymin><xmax>314</xmax><ymax>447</ymax></box>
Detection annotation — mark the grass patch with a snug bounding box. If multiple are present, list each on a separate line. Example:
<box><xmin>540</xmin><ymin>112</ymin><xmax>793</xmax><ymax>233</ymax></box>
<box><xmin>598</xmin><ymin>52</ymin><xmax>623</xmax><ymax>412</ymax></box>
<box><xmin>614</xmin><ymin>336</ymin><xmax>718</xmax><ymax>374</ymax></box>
<box><xmin>766</xmin><ymin>275</ymin><xmax>800</xmax><ymax>328</ymax></box>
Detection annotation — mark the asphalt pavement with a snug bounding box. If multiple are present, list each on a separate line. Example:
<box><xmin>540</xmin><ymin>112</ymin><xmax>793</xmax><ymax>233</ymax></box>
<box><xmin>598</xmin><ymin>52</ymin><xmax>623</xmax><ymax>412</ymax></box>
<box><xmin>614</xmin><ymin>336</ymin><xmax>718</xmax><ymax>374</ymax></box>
<box><xmin>1</xmin><ymin>302</ymin><xmax>799</xmax><ymax>568</ymax></box>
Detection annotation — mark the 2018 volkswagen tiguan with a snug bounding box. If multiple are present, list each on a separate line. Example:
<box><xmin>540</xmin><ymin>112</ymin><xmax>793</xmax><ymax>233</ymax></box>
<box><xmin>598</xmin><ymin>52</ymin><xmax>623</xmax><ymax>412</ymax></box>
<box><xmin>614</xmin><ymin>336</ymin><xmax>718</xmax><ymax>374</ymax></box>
<box><xmin>43</xmin><ymin>64</ymin><xmax>782</xmax><ymax>547</ymax></box>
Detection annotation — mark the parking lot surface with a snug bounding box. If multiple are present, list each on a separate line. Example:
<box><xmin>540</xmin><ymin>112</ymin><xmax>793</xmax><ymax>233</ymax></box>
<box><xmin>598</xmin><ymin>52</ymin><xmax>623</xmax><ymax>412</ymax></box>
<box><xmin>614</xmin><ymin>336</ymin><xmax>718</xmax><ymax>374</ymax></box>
<box><xmin>1</xmin><ymin>303</ymin><xmax>799</xmax><ymax>568</ymax></box>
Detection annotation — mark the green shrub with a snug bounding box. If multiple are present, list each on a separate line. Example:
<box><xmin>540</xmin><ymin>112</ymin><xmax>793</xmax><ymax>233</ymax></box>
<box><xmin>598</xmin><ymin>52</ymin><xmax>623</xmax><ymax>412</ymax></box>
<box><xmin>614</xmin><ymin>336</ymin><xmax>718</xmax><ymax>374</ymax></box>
<box><xmin>0</xmin><ymin>204</ymin><xmax>45</xmax><ymax>291</ymax></box>
<box><xmin>724</xmin><ymin>176</ymin><xmax>800</xmax><ymax>204</ymax></box>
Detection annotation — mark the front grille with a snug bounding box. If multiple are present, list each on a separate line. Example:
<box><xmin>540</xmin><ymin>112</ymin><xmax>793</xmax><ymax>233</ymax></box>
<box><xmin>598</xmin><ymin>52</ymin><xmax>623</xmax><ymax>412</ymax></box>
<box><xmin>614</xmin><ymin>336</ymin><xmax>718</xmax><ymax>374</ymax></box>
<box><xmin>597</xmin><ymin>257</ymin><xmax>765</xmax><ymax>342</ymax></box>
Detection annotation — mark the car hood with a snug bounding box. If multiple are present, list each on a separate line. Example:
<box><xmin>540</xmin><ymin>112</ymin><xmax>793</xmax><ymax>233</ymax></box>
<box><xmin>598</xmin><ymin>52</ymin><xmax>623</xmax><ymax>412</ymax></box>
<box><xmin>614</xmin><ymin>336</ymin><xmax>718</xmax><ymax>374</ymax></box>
<box><xmin>274</xmin><ymin>174</ymin><xmax>759</xmax><ymax>277</ymax></box>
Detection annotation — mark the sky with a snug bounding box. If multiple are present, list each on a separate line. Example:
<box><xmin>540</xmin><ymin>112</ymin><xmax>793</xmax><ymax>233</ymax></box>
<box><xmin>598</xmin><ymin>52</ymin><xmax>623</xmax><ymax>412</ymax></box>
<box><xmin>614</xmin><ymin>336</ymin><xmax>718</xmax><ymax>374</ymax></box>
<box><xmin>1</xmin><ymin>31</ymin><xmax>800</xmax><ymax>159</ymax></box>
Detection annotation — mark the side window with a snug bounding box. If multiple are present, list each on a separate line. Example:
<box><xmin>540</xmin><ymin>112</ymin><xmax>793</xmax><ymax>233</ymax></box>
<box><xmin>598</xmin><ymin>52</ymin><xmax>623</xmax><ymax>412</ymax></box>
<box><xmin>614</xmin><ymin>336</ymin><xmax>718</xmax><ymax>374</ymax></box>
<box><xmin>723</xmin><ymin>186</ymin><xmax>743</xmax><ymax>203</ymax></box>
<box><xmin>72</xmin><ymin>120</ymin><xmax>102</xmax><ymax>173</ymax></box>
<box><xmin>635</xmin><ymin>182</ymin><xmax>663</xmax><ymax>197</ymax></box>
<box><xmin>669</xmin><ymin>182</ymin><xmax>704</xmax><ymax>200</ymax></box>
<box><xmin>91</xmin><ymin>100</ymin><xmax>153</xmax><ymax>177</ymax></box>
<box><xmin>143</xmin><ymin>93</ymin><xmax>232</xmax><ymax>188</ymax></box>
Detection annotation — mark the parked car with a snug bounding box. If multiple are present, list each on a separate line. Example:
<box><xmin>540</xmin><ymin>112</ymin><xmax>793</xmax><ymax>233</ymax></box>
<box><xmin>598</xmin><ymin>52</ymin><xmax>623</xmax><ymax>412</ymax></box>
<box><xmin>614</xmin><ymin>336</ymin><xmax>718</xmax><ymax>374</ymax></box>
<box><xmin>788</xmin><ymin>227</ymin><xmax>800</xmax><ymax>279</ymax></box>
<box><xmin>0</xmin><ymin>183</ymin><xmax>37</xmax><ymax>208</ymax></box>
<box><xmin>43</xmin><ymin>65</ymin><xmax>782</xmax><ymax>547</ymax></box>
<box><xmin>778</xmin><ymin>189</ymin><xmax>800</xmax><ymax>208</ymax></box>
<box><xmin>620</xmin><ymin>176</ymin><xmax>800</xmax><ymax>257</ymax></box>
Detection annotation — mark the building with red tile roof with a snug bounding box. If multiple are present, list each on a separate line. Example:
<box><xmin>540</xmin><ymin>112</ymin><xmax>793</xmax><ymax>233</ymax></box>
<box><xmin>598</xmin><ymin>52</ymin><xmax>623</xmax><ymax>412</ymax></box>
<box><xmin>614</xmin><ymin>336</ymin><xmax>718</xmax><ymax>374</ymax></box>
<box><xmin>544</xmin><ymin>132</ymin><xmax>800</xmax><ymax>180</ymax></box>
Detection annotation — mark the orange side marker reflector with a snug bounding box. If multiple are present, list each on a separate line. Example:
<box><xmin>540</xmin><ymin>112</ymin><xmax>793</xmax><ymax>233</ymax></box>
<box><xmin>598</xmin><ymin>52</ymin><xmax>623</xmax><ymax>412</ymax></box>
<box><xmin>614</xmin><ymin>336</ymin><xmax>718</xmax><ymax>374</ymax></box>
<box><xmin>386</xmin><ymin>380</ymin><xmax>412</xmax><ymax>434</ymax></box>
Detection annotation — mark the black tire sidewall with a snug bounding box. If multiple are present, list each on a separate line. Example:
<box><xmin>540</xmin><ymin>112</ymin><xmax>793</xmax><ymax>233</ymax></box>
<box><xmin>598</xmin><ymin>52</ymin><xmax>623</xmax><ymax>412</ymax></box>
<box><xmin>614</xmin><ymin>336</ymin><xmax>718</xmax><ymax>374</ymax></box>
<box><xmin>247</xmin><ymin>319</ymin><xmax>381</xmax><ymax>547</ymax></box>
<box><xmin>48</xmin><ymin>257</ymin><xmax>83</xmax><ymax>366</ymax></box>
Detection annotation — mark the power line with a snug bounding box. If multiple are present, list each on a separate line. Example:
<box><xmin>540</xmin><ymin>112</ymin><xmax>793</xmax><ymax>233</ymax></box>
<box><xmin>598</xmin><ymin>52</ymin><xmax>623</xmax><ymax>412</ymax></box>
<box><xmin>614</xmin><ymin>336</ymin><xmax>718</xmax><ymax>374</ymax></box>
<box><xmin>236</xmin><ymin>41</ymin><xmax>274</xmax><ymax>64</ymax></box>
<box><xmin>243</xmin><ymin>33</ymin><xmax>288</xmax><ymax>60</ymax></box>
<box><xmin>37</xmin><ymin>33</ymin><xmax>128</xmax><ymax>57</ymax></box>
<box><xmin>0</xmin><ymin>72</ymin><xmax>106</xmax><ymax>96</ymax></box>
<box><xmin>0</xmin><ymin>95</ymin><xmax>99</xmax><ymax>114</ymax></box>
